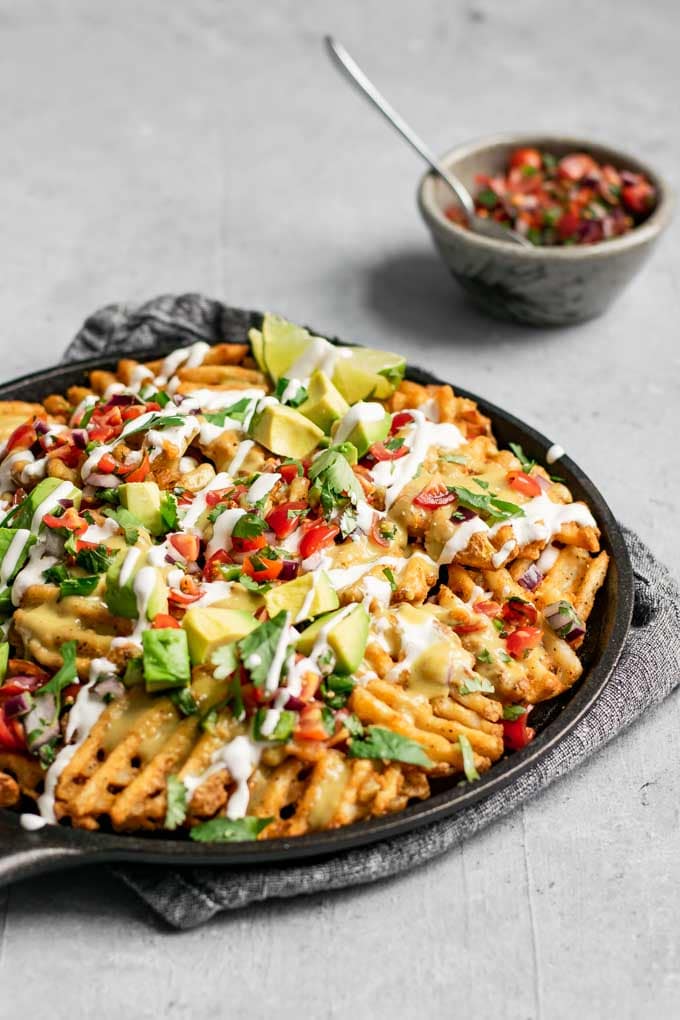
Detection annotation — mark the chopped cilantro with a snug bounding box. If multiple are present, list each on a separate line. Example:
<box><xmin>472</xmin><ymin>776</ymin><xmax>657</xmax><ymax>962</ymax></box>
<box><xmin>170</xmin><ymin>688</ymin><xmax>198</xmax><ymax>716</ymax></box>
<box><xmin>103</xmin><ymin>507</ymin><xmax>142</xmax><ymax>545</ymax></box>
<box><xmin>509</xmin><ymin>442</ymin><xmax>536</xmax><ymax>472</ymax></box>
<box><xmin>321</xmin><ymin>673</ymin><xmax>355</xmax><ymax>709</ymax></box>
<box><xmin>503</xmin><ymin>705</ymin><xmax>527</xmax><ymax>720</ymax></box>
<box><xmin>475</xmin><ymin>648</ymin><xmax>494</xmax><ymax>664</ymax></box>
<box><xmin>59</xmin><ymin>575</ymin><xmax>99</xmax><ymax>599</ymax></box>
<box><xmin>440</xmin><ymin>454</ymin><xmax>467</xmax><ymax>465</ymax></box>
<box><xmin>339</xmin><ymin>507</ymin><xmax>358</xmax><ymax>538</ymax></box>
<box><xmin>122</xmin><ymin>412</ymin><xmax>185</xmax><ymax>438</ymax></box>
<box><xmin>472</xmin><ymin>477</ymin><xmax>490</xmax><ymax>490</ymax></box>
<box><xmin>344</xmin><ymin>713</ymin><xmax>364</xmax><ymax>737</ymax></box>
<box><xmin>383</xmin><ymin>567</ymin><xmax>397</xmax><ymax>592</ymax></box>
<box><xmin>348</xmin><ymin>726</ymin><xmax>433</xmax><ymax>767</ymax></box>
<box><xmin>320</xmin><ymin>705</ymin><xmax>336</xmax><ymax>736</ymax></box>
<box><xmin>460</xmin><ymin>674</ymin><xmax>495</xmax><ymax>695</ymax></box>
<box><xmin>253</xmin><ymin>707</ymin><xmax>296</xmax><ymax>742</ymax></box>
<box><xmin>227</xmin><ymin>673</ymin><xmax>245</xmax><ymax>721</ymax></box>
<box><xmin>211</xmin><ymin>643</ymin><xmax>239</xmax><ymax>680</ymax></box>
<box><xmin>75</xmin><ymin>543</ymin><xmax>114</xmax><ymax>573</ymax></box>
<box><xmin>477</xmin><ymin>187</ymin><xmax>499</xmax><ymax>210</ymax></box>
<box><xmin>237</xmin><ymin>611</ymin><xmax>290</xmax><ymax>689</ymax></box>
<box><xmin>232</xmin><ymin>513</ymin><xmax>267</xmax><ymax>540</ymax></box>
<box><xmin>203</xmin><ymin>398</ymin><xmax>253</xmax><ymax>426</ymax></box>
<box><xmin>384</xmin><ymin>436</ymin><xmax>405</xmax><ymax>453</ymax></box>
<box><xmin>458</xmin><ymin>733</ymin><xmax>480</xmax><ymax>782</ymax></box>
<box><xmin>274</xmin><ymin>378</ymin><xmax>308</xmax><ymax>407</ymax></box>
<box><xmin>449</xmin><ymin>486</ymin><xmax>525</xmax><ymax>524</ymax></box>
<box><xmin>43</xmin><ymin>563</ymin><xmax>69</xmax><ymax>586</ymax></box>
<box><xmin>164</xmin><ymin>775</ymin><xmax>188</xmax><ymax>830</ymax></box>
<box><xmin>159</xmin><ymin>492</ymin><xmax>178</xmax><ymax>533</ymax></box>
<box><xmin>190</xmin><ymin>816</ymin><xmax>272</xmax><ymax>843</ymax></box>
<box><xmin>238</xmin><ymin>573</ymin><xmax>273</xmax><ymax>594</ymax></box>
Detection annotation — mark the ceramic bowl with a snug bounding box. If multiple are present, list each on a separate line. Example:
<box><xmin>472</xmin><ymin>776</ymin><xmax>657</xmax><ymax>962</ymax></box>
<box><xmin>417</xmin><ymin>133</ymin><xmax>673</xmax><ymax>326</ymax></box>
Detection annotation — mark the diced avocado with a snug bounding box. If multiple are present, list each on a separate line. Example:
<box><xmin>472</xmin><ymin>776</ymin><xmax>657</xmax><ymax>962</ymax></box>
<box><xmin>333</xmin><ymin>404</ymin><xmax>391</xmax><ymax>458</ymax></box>
<box><xmin>250</xmin><ymin>403</ymin><xmax>324</xmax><ymax>459</ymax></box>
<box><xmin>261</xmin><ymin>313</ymin><xmax>314</xmax><ymax>382</ymax></box>
<box><xmin>182</xmin><ymin>606</ymin><xmax>257</xmax><ymax>665</ymax></box>
<box><xmin>263</xmin><ymin>571</ymin><xmax>339</xmax><ymax>623</ymax></box>
<box><xmin>296</xmin><ymin>604</ymin><xmax>370</xmax><ymax>674</ymax></box>
<box><xmin>9</xmin><ymin>477</ymin><xmax>82</xmax><ymax>531</ymax></box>
<box><xmin>120</xmin><ymin>482</ymin><xmax>162</xmax><ymax>536</ymax></box>
<box><xmin>248</xmin><ymin>327</ymin><xmax>267</xmax><ymax>374</ymax></box>
<box><xmin>0</xmin><ymin>642</ymin><xmax>8</xmax><ymax>681</ymax></box>
<box><xmin>0</xmin><ymin>528</ymin><xmax>35</xmax><ymax>583</ymax></box>
<box><xmin>142</xmin><ymin>628</ymin><xmax>191</xmax><ymax>691</ymax></box>
<box><xmin>333</xmin><ymin>347</ymin><xmax>406</xmax><ymax>404</ymax></box>
<box><xmin>297</xmin><ymin>371</ymin><xmax>349</xmax><ymax>433</ymax></box>
<box><xmin>104</xmin><ymin>550</ymin><xmax>166</xmax><ymax>621</ymax></box>
<box><xmin>209</xmin><ymin>585</ymin><xmax>263</xmax><ymax>615</ymax></box>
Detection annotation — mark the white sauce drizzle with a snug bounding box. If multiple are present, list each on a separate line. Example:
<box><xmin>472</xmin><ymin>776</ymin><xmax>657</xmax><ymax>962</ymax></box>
<box><xmin>370</xmin><ymin>410</ymin><xmax>464</xmax><ymax>509</ymax></box>
<box><xmin>334</xmin><ymin>402</ymin><xmax>386</xmax><ymax>444</ymax></box>
<box><xmin>29</xmin><ymin>481</ymin><xmax>75</xmax><ymax>534</ymax></box>
<box><xmin>247</xmin><ymin>472</ymin><xmax>281</xmax><ymax>505</ymax></box>
<box><xmin>228</xmin><ymin>440</ymin><xmax>254</xmax><ymax>477</ymax></box>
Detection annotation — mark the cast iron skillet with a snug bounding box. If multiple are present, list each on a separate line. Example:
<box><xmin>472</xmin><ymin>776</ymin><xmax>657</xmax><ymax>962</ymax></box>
<box><xmin>0</xmin><ymin>342</ymin><xmax>633</xmax><ymax>886</ymax></box>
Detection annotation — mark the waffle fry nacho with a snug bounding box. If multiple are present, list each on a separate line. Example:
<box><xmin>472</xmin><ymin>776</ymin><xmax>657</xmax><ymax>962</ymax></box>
<box><xmin>0</xmin><ymin>315</ymin><xmax>608</xmax><ymax>842</ymax></box>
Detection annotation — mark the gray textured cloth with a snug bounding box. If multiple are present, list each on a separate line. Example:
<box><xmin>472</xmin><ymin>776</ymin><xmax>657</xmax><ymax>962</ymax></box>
<box><xmin>64</xmin><ymin>294</ymin><xmax>680</xmax><ymax>930</ymax></box>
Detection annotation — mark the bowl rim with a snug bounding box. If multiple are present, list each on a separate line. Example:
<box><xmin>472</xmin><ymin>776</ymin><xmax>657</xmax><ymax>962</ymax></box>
<box><xmin>418</xmin><ymin>131</ymin><xmax>675</xmax><ymax>257</ymax></box>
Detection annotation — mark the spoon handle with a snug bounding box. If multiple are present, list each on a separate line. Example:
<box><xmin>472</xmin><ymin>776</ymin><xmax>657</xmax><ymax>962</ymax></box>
<box><xmin>325</xmin><ymin>36</ymin><xmax>476</xmax><ymax>220</ymax></box>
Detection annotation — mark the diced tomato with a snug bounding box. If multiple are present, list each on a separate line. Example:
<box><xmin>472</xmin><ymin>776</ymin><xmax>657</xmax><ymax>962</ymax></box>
<box><xmin>205</xmin><ymin>484</ymin><xmax>246</xmax><ymax>508</ymax></box>
<box><xmin>502</xmin><ymin>597</ymin><xmax>538</xmax><ymax>626</ymax></box>
<box><xmin>506</xmin><ymin>625</ymin><xmax>542</xmax><ymax>659</ymax></box>
<box><xmin>509</xmin><ymin>147</ymin><xmax>542</xmax><ymax>172</ymax></box>
<box><xmin>6</xmin><ymin>421</ymin><xmax>38</xmax><ymax>452</ymax></box>
<box><xmin>557</xmin><ymin>211</ymin><xmax>581</xmax><ymax>240</ymax></box>
<box><xmin>169</xmin><ymin>533</ymin><xmax>200</xmax><ymax>561</ymax></box>
<box><xmin>370</xmin><ymin>514</ymin><xmax>391</xmax><ymax>547</ymax></box>
<box><xmin>299</xmin><ymin>671</ymin><xmax>321</xmax><ymax>702</ymax></box>
<box><xmin>43</xmin><ymin>507</ymin><xmax>88</xmax><ymax>534</ymax></box>
<box><xmin>152</xmin><ymin>613</ymin><xmax>181</xmax><ymax>629</ymax></box>
<box><xmin>474</xmin><ymin>599</ymin><xmax>502</xmax><ymax>618</ymax></box>
<box><xmin>369</xmin><ymin>441</ymin><xmax>409</xmax><ymax>462</ymax></box>
<box><xmin>231</xmin><ymin>533</ymin><xmax>267</xmax><ymax>554</ymax></box>
<box><xmin>557</xmin><ymin>153</ymin><xmax>598</xmax><ymax>182</ymax></box>
<box><xmin>414</xmin><ymin>483</ymin><xmax>457</xmax><ymax>509</ymax></box>
<box><xmin>507</xmin><ymin>470</ymin><xmax>542</xmax><ymax>498</ymax></box>
<box><xmin>454</xmin><ymin>619</ymin><xmax>487</xmax><ymax>635</ymax></box>
<box><xmin>299</xmin><ymin>522</ymin><xmax>339</xmax><ymax>560</ymax></box>
<box><xmin>390</xmin><ymin>411</ymin><xmax>414</xmax><ymax>434</ymax></box>
<box><xmin>47</xmin><ymin>441</ymin><xmax>81</xmax><ymax>468</ymax></box>
<box><xmin>168</xmin><ymin>576</ymin><xmax>203</xmax><ymax>605</ymax></box>
<box><xmin>622</xmin><ymin>182</ymin><xmax>654</xmax><ymax>215</ymax></box>
<box><xmin>242</xmin><ymin>554</ymin><xmax>283</xmax><ymax>583</ymax></box>
<box><xmin>144</xmin><ymin>402</ymin><xmax>162</xmax><ymax>412</ymax></box>
<box><xmin>502</xmin><ymin>712</ymin><xmax>535</xmax><ymax>751</ymax></box>
<box><xmin>96</xmin><ymin>452</ymin><xmax>118</xmax><ymax>474</ymax></box>
<box><xmin>0</xmin><ymin>707</ymin><xmax>25</xmax><ymax>751</ymax></box>
<box><xmin>120</xmin><ymin>405</ymin><xmax>148</xmax><ymax>422</ymax></box>
<box><xmin>203</xmin><ymin>548</ymin><xmax>231</xmax><ymax>582</ymax></box>
<box><xmin>279</xmin><ymin>462</ymin><xmax>301</xmax><ymax>484</ymax></box>
<box><xmin>266</xmin><ymin>501</ymin><xmax>308</xmax><ymax>540</ymax></box>
<box><xmin>87</xmin><ymin>424</ymin><xmax>118</xmax><ymax>444</ymax></box>
<box><xmin>295</xmin><ymin>704</ymin><xmax>331</xmax><ymax>742</ymax></box>
<box><xmin>119</xmin><ymin>452</ymin><xmax>151</xmax><ymax>483</ymax></box>
<box><xmin>95</xmin><ymin>406</ymin><xmax>123</xmax><ymax>427</ymax></box>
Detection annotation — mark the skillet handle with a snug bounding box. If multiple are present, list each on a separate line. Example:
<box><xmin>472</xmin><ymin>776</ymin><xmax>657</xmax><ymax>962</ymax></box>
<box><xmin>0</xmin><ymin>816</ymin><xmax>96</xmax><ymax>887</ymax></box>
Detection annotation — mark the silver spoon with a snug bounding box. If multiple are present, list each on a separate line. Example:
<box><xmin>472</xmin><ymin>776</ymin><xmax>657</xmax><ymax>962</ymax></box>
<box><xmin>324</xmin><ymin>36</ymin><xmax>532</xmax><ymax>248</ymax></box>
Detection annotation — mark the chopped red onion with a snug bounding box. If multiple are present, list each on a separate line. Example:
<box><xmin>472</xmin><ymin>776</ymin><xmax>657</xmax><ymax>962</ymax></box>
<box><xmin>3</xmin><ymin>690</ymin><xmax>33</xmax><ymax>718</ymax></box>
<box><xmin>94</xmin><ymin>677</ymin><xmax>125</xmax><ymax>701</ymax></box>
<box><xmin>34</xmin><ymin>419</ymin><xmax>51</xmax><ymax>436</ymax></box>
<box><xmin>24</xmin><ymin>693</ymin><xmax>58</xmax><ymax>750</ymax></box>
<box><xmin>71</xmin><ymin>429</ymin><xmax>88</xmax><ymax>449</ymax></box>
<box><xmin>535</xmin><ymin>474</ymin><xmax>551</xmax><ymax>493</ymax></box>
<box><xmin>455</xmin><ymin>507</ymin><xmax>478</xmax><ymax>522</ymax></box>
<box><xmin>279</xmin><ymin>561</ymin><xmax>300</xmax><ymax>581</ymax></box>
<box><xmin>284</xmin><ymin>695</ymin><xmax>305</xmax><ymax>711</ymax></box>
<box><xmin>544</xmin><ymin>600</ymin><xmax>585</xmax><ymax>642</ymax></box>
<box><xmin>106</xmin><ymin>393</ymin><xmax>140</xmax><ymax>407</ymax></box>
<box><xmin>87</xmin><ymin>473</ymin><xmax>121</xmax><ymax>488</ymax></box>
<box><xmin>58</xmin><ymin>498</ymin><xmax>74</xmax><ymax>509</ymax></box>
<box><xmin>518</xmin><ymin>564</ymin><xmax>543</xmax><ymax>591</ymax></box>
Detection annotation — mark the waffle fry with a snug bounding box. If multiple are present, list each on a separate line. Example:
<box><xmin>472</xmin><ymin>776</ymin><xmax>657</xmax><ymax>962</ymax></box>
<box><xmin>0</xmin><ymin>314</ymin><xmax>608</xmax><ymax>842</ymax></box>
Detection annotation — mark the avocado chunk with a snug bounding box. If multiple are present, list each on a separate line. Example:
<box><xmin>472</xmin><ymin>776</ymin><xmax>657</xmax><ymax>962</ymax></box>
<box><xmin>333</xmin><ymin>347</ymin><xmax>406</xmax><ymax>403</ymax></box>
<box><xmin>297</xmin><ymin>371</ymin><xmax>349</xmax><ymax>433</ymax></box>
<box><xmin>263</xmin><ymin>570</ymin><xmax>339</xmax><ymax>624</ymax></box>
<box><xmin>105</xmin><ymin>549</ymin><xmax>166</xmax><ymax>621</ymax></box>
<box><xmin>0</xmin><ymin>641</ymin><xmax>8</xmax><ymax>681</ymax></box>
<box><xmin>0</xmin><ymin>527</ymin><xmax>35</xmax><ymax>612</ymax></box>
<box><xmin>8</xmin><ymin>477</ymin><xmax>82</xmax><ymax>533</ymax></box>
<box><xmin>182</xmin><ymin>606</ymin><xmax>257</xmax><ymax>665</ymax></box>
<box><xmin>333</xmin><ymin>403</ymin><xmax>391</xmax><ymax>458</ymax></box>
<box><xmin>296</xmin><ymin>604</ymin><xmax>370</xmax><ymax>674</ymax></box>
<box><xmin>250</xmin><ymin>403</ymin><xmax>324</xmax><ymax>459</ymax></box>
<box><xmin>208</xmin><ymin>585</ymin><xmax>264</xmax><ymax>615</ymax></box>
<box><xmin>120</xmin><ymin>482</ymin><xmax>163</xmax><ymax>536</ymax></box>
<box><xmin>142</xmin><ymin>628</ymin><xmax>191</xmax><ymax>691</ymax></box>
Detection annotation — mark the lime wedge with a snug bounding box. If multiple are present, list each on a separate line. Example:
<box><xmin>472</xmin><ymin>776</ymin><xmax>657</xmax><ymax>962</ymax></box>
<box><xmin>248</xmin><ymin>327</ymin><xmax>267</xmax><ymax>373</ymax></box>
<box><xmin>333</xmin><ymin>347</ymin><xmax>406</xmax><ymax>403</ymax></box>
<box><xmin>262</xmin><ymin>314</ymin><xmax>313</xmax><ymax>382</ymax></box>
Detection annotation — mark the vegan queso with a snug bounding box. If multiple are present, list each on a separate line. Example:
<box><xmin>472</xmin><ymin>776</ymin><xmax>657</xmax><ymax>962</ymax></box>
<box><xmin>0</xmin><ymin>315</ymin><xmax>608</xmax><ymax>842</ymax></box>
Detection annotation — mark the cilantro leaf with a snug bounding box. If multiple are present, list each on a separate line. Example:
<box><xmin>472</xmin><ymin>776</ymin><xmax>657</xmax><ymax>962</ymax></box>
<box><xmin>43</xmin><ymin>563</ymin><xmax>69</xmax><ymax>586</ymax></box>
<box><xmin>39</xmin><ymin>640</ymin><xmax>78</xmax><ymax>700</ymax></box>
<box><xmin>440</xmin><ymin>453</ymin><xmax>467</xmax><ymax>465</ymax></box>
<box><xmin>339</xmin><ymin>507</ymin><xmax>358</xmax><ymax>538</ymax></box>
<box><xmin>238</xmin><ymin>573</ymin><xmax>273</xmax><ymax>594</ymax></box>
<box><xmin>503</xmin><ymin>705</ymin><xmax>527</xmax><ymax>720</ymax></box>
<box><xmin>59</xmin><ymin>575</ymin><xmax>99</xmax><ymax>599</ymax></box>
<box><xmin>253</xmin><ymin>707</ymin><xmax>296</xmax><ymax>742</ymax></box>
<box><xmin>232</xmin><ymin>513</ymin><xmax>267</xmax><ymax>540</ymax></box>
<box><xmin>460</xmin><ymin>673</ymin><xmax>495</xmax><ymax>695</ymax></box>
<box><xmin>164</xmin><ymin>775</ymin><xmax>188</xmax><ymax>830</ymax></box>
<box><xmin>308</xmin><ymin>447</ymin><xmax>363</xmax><ymax>518</ymax></box>
<box><xmin>75</xmin><ymin>543</ymin><xmax>114</xmax><ymax>573</ymax></box>
<box><xmin>204</xmin><ymin>398</ymin><xmax>253</xmax><ymax>426</ymax></box>
<box><xmin>237</xmin><ymin>611</ymin><xmax>290</xmax><ymax>689</ymax></box>
<box><xmin>509</xmin><ymin>442</ymin><xmax>536</xmax><ymax>472</ymax></box>
<box><xmin>449</xmin><ymin>486</ymin><xmax>525</xmax><ymax>524</ymax></box>
<box><xmin>383</xmin><ymin>567</ymin><xmax>397</xmax><ymax>592</ymax></box>
<box><xmin>475</xmin><ymin>648</ymin><xmax>494</xmax><ymax>664</ymax></box>
<box><xmin>159</xmin><ymin>492</ymin><xmax>178</xmax><ymax>533</ymax></box>
<box><xmin>458</xmin><ymin>733</ymin><xmax>480</xmax><ymax>782</ymax></box>
<box><xmin>122</xmin><ymin>412</ymin><xmax>185</xmax><ymax>438</ymax></box>
<box><xmin>274</xmin><ymin>377</ymin><xmax>308</xmax><ymax>407</ymax></box>
<box><xmin>170</xmin><ymin>688</ymin><xmax>198</xmax><ymax>716</ymax></box>
<box><xmin>189</xmin><ymin>816</ymin><xmax>273</xmax><ymax>843</ymax></box>
<box><xmin>344</xmin><ymin>713</ymin><xmax>364</xmax><ymax>737</ymax></box>
<box><xmin>321</xmin><ymin>673</ymin><xmax>355</xmax><ymax>709</ymax></box>
<box><xmin>103</xmin><ymin>507</ymin><xmax>142</xmax><ymax>545</ymax></box>
<box><xmin>348</xmin><ymin>725</ymin><xmax>433</xmax><ymax>767</ymax></box>
<box><xmin>211</xmin><ymin>643</ymin><xmax>239</xmax><ymax>680</ymax></box>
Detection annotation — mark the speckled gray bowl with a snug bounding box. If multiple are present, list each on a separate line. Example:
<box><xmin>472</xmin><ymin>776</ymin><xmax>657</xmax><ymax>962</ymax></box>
<box><xmin>417</xmin><ymin>133</ymin><xmax>673</xmax><ymax>326</ymax></box>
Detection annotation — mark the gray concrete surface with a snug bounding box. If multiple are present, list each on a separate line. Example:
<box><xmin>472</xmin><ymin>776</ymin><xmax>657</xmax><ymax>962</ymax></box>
<box><xmin>0</xmin><ymin>1</ymin><xmax>679</xmax><ymax>1017</ymax></box>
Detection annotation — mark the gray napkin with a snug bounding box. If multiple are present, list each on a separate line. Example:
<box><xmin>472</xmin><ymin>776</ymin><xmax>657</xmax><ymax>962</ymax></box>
<box><xmin>64</xmin><ymin>294</ymin><xmax>680</xmax><ymax>930</ymax></box>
